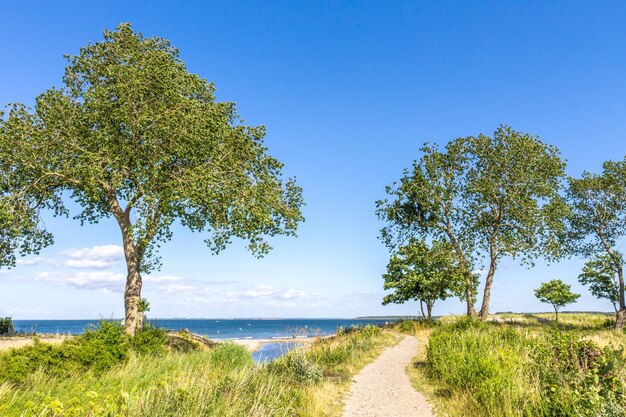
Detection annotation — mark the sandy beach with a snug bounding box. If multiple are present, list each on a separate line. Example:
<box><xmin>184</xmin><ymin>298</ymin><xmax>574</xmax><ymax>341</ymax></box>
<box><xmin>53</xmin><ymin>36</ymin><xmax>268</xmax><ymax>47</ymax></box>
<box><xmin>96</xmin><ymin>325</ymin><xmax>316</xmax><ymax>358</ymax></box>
<box><xmin>0</xmin><ymin>334</ymin><xmax>321</xmax><ymax>353</ymax></box>
<box><xmin>0</xmin><ymin>335</ymin><xmax>72</xmax><ymax>351</ymax></box>
<box><xmin>231</xmin><ymin>336</ymin><xmax>320</xmax><ymax>352</ymax></box>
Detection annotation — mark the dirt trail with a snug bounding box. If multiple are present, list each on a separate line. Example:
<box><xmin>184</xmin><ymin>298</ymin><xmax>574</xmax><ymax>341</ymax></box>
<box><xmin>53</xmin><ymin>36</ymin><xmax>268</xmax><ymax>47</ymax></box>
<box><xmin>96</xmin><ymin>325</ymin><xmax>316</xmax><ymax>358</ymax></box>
<box><xmin>343</xmin><ymin>334</ymin><xmax>435</xmax><ymax>417</ymax></box>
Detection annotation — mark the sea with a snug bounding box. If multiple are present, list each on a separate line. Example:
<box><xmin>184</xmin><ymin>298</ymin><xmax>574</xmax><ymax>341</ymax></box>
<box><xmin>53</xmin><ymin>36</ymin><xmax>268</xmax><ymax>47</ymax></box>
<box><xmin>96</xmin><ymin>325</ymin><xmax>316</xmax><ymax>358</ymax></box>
<box><xmin>11</xmin><ymin>318</ymin><xmax>397</xmax><ymax>362</ymax></box>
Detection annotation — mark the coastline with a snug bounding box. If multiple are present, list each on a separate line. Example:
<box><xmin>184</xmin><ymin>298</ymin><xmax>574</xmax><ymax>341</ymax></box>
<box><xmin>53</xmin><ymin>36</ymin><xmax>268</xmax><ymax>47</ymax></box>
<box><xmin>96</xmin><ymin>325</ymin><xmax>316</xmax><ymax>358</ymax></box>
<box><xmin>0</xmin><ymin>334</ymin><xmax>326</xmax><ymax>353</ymax></box>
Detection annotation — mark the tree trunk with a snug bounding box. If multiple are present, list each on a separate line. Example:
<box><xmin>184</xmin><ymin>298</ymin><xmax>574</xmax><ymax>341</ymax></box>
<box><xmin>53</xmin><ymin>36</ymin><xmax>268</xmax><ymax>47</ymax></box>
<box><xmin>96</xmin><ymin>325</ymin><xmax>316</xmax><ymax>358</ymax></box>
<box><xmin>615</xmin><ymin>308</ymin><xmax>626</xmax><ymax>329</ymax></box>
<box><xmin>554</xmin><ymin>307</ymin><xmax>559</xmax><ymax>322</ymax></box>
<box><xmin>115</xmin><ymin>209</ymin><xmax>144</xmax><ymax>335</ymax></box>
<box><xmin>615</xmin><ymin>266</ymin><xmax>626</xmax><ymax>330</ymax></box>
<box><xmin>123</xmin><ymin>259</ymin><xmax>143</xmax><ymax>335</ymax></box>
<box><xmin>426</xmin><ymin>301</ymin><xmax>434</xmax><ymax>320</ymax></box>
<box><xmin>479</xmin><ymin>249</ymin><xmax>498</xmax><ymax>320</ymax></box>
<box><xmin>445</xmin><ymin>231</ymin><xmax>475</xmax><ymax>317</ymax></box>
<box><xmin>419</xmin><ymin>299</ymin><xmax>426</xmax><ymax>319</ymax></box>
<box><xmin>464</xmin><ymin>271</ymin><xmax>476</xmax><ymax>317</ymax></box>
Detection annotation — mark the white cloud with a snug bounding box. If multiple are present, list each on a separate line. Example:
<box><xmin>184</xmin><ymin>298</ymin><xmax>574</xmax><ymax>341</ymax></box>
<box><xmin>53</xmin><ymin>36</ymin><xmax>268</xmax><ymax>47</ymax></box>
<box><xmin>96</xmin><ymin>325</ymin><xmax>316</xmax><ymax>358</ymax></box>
<box><xmin>61</xmin><ymin>245</ymin><xmax>124</xmax><ymax>270</ymax></box>
<box><xmin>35</xmin><ymin>271</ymin><xmax>125</xmax><ymax>292</ymax></box>
<box><xmin>184</xmin><ymin>285</ymin><xmax>320</xmax><ymax>308</ymax></box>
<box><xmin>16</xmin><ymin>257</ymin><xmax>59</xmax><ymax>267</ymax></box>
<box><xmin>144</xmin><ymin>275</ymin><xmax>184</xmax><ymax>283</ymax></box>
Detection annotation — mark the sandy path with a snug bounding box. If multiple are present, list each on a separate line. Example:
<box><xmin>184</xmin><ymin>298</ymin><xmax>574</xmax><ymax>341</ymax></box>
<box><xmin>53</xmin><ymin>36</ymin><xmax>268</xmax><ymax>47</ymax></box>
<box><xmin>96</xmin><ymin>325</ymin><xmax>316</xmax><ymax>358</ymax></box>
<box><xmin>343</xmin><ymin>335</ymin><xmax>435</xmax><ymax>417</ymax></box>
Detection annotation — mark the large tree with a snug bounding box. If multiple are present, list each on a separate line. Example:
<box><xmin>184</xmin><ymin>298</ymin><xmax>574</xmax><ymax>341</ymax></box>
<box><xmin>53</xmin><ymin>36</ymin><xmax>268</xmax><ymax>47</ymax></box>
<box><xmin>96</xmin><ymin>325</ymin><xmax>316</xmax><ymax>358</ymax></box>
<box><xmin>460</xmin><ymin>126</ymin><xmax>567</xmax><ymax>319</ymax></box>
<box><xmin>566</xmin><ymin>161</ymin><xmax>626</xmax><ymax>328</ymax></box>
<box><xmin>376</xmin><ymin>142</ymin><xmax>479</xmax><ymax>316</ymax></box>
<box><xmin>0</xmin><ymin>24</ymin><xmax>304</xmax><ymax>334</ymax></box>
<box><xmin>382</xmin><ymin>239</ymin><xmax>465</xmax><ymax>319</ymax></box>
<box><xmin>378</xmin><ymin>126</ymin><xmax>566</xmax><ymax>319</ymax></box>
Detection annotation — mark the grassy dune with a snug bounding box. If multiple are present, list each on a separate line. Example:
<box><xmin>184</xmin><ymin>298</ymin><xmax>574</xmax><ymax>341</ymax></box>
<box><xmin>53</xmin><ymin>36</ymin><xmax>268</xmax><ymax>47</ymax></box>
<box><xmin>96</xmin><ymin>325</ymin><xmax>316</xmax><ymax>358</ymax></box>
<box><xmin>0</xmin><ymin>323</ymin><xmax>395</xmax><ymax>417</ymax></box>
<box><xmin>396</xmin><ymin>314</ymin><xmax>626</xmax><ymax>417</ymax></box>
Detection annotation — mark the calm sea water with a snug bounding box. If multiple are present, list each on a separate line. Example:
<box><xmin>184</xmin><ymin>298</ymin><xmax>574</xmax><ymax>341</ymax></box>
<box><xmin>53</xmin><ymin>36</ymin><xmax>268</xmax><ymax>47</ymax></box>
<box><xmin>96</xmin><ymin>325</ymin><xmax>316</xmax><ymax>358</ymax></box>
<box><xmin>11</xmin><ymin>318</ymin><xmax>394</xmax><ymax>339</ymax></box>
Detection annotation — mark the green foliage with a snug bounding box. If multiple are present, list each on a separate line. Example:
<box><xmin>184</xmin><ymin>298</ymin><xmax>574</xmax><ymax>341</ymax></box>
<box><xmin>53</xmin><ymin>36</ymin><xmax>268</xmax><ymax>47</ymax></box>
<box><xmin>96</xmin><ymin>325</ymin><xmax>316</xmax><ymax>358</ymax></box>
<box><xmin>579</xmin><ymin>253</ymin><xmax>622</xmax><ymax>311</ymax></box>
<box><xmin>426</xmin><ymin>323</ymin><xmax>626</xmax><ymax>416</ymax></box>
<box><xmin>389</xmin><ymin>318</ymin><xmax>439</xmax><ymax>335</ymax></box>
<box><xmin>0</xmin><ymin>23</ymin><xmax>304</xmax><ymax>332</ymax></box>
<box><xmin>377</xmin><ymin>125</ymin><xmax>567</xmax><ymax>317</ymax></box>
<box><xmin>566</xmin><ymin>160</ymin><xmax>626</xmax><ymax>323</ymax></box>
<box><xmin>138</xmin><ymin>298</ymin><xmax>151</xmax><ymax>313</ymax></box>
<box><xmin>0</xmin><ymin>316</ymin><xmax>15</xmax><ymax>335</ymax></box>
<box><xmin>207</xmin><ymin>342</ymin><xmax>253</xmax><ymax>370</ymax></box>
<box><xmin>534</xmin><ymin>279</ymin><xmax>581</xmax><ymax>321</ymax></box>
<box><xmin>0</xmin><ymin>325</ymin><xmax>394</xmax><ymax>416</ymax></box>
<box><xmin>307</xmin><ymin>325</ymin><xmax>384</xmax><ymax>380</ymax></box>
<box><xmin>128</xmin><ymin>323</ymin><xmax>168</xmax><ymax>355</ymax></box>
<box><xmin>269</xmin><ymin>349</ymin><xmax>323</xmax><ymax>384</ymax></box>
<box><xmin>382</xmin><ymin>239</ymin><xmax>465</xmax><ymax>319</ymax></box>
<box><xmin>0</xmin><ymin>320</ymin><xmax>167</xmax><ymax>384</ymax></box>
<box><xmin>376</xmin><ymin>139</ymin><xmax>479</xmax><ymax>314</ymax></box>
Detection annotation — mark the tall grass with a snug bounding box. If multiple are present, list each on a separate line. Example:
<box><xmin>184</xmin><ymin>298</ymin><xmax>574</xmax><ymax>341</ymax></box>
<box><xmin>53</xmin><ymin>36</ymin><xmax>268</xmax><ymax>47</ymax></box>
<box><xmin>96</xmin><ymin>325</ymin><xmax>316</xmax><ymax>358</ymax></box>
<box><xmin>0</xmin><ymin>324</ymin><xmax>395</xmax><ymax>416</ymax></box>
<box><xmin>401</xmin><ymin>315</ymin><xmax>626</xmax><ymax>417</ymax></box>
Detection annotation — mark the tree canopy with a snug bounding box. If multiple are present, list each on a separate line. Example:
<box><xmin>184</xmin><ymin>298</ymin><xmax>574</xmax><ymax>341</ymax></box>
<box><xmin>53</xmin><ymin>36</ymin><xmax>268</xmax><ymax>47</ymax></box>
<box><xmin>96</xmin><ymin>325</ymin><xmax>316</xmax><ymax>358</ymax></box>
<box><xmin>376</xmin><ymin>141</ymin><xmax>479</xmax><ymax>316</ymax></box>
<box><xmin>0</xmin><ymin>23</ymin><xmax>304</xmax><ymax>334</ymax></box>
<box><xmin>377</xmin><ymin>125</ymin><xmax>567</xmax><ymax>319</ymax></box>
<box><xmin>566</xmin><ymin>159</ymin><xmax>626</xmax><ymax>328</ymax></box>
<box><xmin>534</xmin><ymin>279</ymin><xmax>580</xmax><ymax>321</ymax></box>
<box><xmin>578</xmin><ymin>253</ymin><xmax>621</xmax><ymax>312</ymax></box>
<box><xmin>0</xmin><ymin>120</ymin><xmax>55</xmax><ymax>267</ymax></box>
<box><xmin>382</xmin><ymin>240</ymin><xmax>465</xmax><ymax>319</ymax></box>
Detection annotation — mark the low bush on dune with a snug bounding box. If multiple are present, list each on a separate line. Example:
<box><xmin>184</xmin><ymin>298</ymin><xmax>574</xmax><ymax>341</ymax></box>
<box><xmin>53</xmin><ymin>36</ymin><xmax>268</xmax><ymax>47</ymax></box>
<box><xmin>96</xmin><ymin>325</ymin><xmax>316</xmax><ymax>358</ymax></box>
<box><xmin>426</xmin><ymin>321</ymin><xmax>626</xmax><ymax>417</ymax></box>
<box><xmin>0</xmin><ymin>320</ymin><xmax>168</xmax><ymax>384</ymax></box>
<box><xmin>389</xmin><ymin>318</ymin><xmax>439</xmax><ymax>335</ymax></box>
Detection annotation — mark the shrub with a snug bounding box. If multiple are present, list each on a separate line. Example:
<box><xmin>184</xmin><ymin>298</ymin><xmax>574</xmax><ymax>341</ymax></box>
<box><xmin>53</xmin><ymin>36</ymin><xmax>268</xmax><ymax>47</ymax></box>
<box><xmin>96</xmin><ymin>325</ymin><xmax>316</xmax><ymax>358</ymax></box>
<box><xmin>269</xmin><ymin>349</ymin><xmax>323</xmax><ymax>384</ymax></box>
<box><xmin>0</xmin><ymin>320</ymin><xmax>169</xmax><ymax>385</ymax></box>
<box><xmin>208</xmin><ymin>342</ymin><xmax>253</xmax><ymax>370</ymax></box>
<box><xmin>0</xmin><ymin>317</ymin><xmax>15</xmax><ymax>335</ymax></box>
<box><xmin>391</xmin><ymin>319</ymin><xmax>438</xmax><ymax>335</ymax></box>
<box><xmin>130</xmin><ymin>323</ymin><xmax>168</xmax><ymax>356</ymax></box>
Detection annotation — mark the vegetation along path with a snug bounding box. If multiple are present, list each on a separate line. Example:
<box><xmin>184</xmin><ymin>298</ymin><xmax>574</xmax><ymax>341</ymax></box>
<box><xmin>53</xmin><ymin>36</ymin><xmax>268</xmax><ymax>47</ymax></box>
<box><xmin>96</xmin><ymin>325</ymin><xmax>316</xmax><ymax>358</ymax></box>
<box><xmin>343</xmin><ymin>334</ymin><xmax>435</xmax><ymax>417</ymax></box>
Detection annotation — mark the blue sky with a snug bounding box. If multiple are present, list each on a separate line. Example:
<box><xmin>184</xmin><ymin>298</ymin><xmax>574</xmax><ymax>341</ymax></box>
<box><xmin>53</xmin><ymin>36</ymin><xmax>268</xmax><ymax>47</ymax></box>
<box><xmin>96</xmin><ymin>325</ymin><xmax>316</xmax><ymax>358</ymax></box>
<box><xmin>1</xmin><ymin>1</ymin><xmax>626</xmax><ymax>319</ymax></box>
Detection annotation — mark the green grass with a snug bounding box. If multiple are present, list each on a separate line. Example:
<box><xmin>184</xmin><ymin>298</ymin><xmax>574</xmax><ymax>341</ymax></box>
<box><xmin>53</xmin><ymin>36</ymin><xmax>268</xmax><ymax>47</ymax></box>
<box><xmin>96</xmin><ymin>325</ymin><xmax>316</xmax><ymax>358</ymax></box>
<box><xmin>395</xmin><ymin>314</ymin><xmax>626</xmax><ymax>417</ymax></box>
<box><xmin>0</xmin><ymin>324</ymin><xmax>396</xmax><ymax>417</ymax></box>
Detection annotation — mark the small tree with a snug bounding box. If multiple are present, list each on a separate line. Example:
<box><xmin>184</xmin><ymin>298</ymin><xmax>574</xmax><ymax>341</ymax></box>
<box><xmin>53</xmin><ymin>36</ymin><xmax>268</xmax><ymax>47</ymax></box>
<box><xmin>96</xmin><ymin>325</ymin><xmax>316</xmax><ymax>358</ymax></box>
<box><xmin>382</xmin><ymin>240</ymin><xmax>464</xmax><ymax>320</ymax></box>
<box><xmin>578</xmin><ymin>254</ymin><xmax>621</xmax><ymax>312</ymax></box>
<box><xmin>0</xmin><ymin>24</ymin><xmax>304</xmax><ymax>335</ymax></box>
<box><xmin>534</xmin><ymin>279</ymin><xmax>580</xmax><ymax>322</ymax></box>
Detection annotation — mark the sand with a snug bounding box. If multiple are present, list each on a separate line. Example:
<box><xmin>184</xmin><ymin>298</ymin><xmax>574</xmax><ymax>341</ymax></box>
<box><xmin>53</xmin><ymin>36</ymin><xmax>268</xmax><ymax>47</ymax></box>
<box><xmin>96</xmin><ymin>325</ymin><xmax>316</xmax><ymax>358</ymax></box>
<box><xmin>231</xmin><ymin>337</ymin><xmax>318</xmax><ymax>352</ymax></box>
<box><xmin>0</xmin><ymin>334</ymin><xmax>317</xmax><ymax>353</ymax></box>
<box><xmin>0</xmin><ymin>335</ymin><xmax>71</xmax><ymax>351</ymax></box>
<box><xmin>343</xmin><ymin>334</ymin><xmax>435</xmax><ymax>417</ymax></box>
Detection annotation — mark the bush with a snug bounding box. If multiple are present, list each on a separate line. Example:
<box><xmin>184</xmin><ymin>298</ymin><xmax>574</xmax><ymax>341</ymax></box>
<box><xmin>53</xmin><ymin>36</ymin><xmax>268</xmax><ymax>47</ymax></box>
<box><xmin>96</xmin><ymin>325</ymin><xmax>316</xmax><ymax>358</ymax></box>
<box><xmin>0</xmin><ymin>317</ymin><xmax>15</xmax><ymax>335</ymax></box>
<box><xmin>391</xmin><ymin>319</ymin><xmax>438</xmax><ymax>335</ymax></box>
<box><xmin>208</xmin><ymin>342</ymin><xmax>253</xmax><ymax>370</ymax></box>
<box><xmin>130</xmin><ymin>323</ymin><xmax>168</xmax><ymax>356</ymax></box>
<box><xmin>0</xmin><ymin>320</ymin><xmax>169</xmax><ymax>384</ymax></box>
<box><xmin>269</xmin><ymin>349</ymin><xmax>323</xmax><ymax>384</ymax></box>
